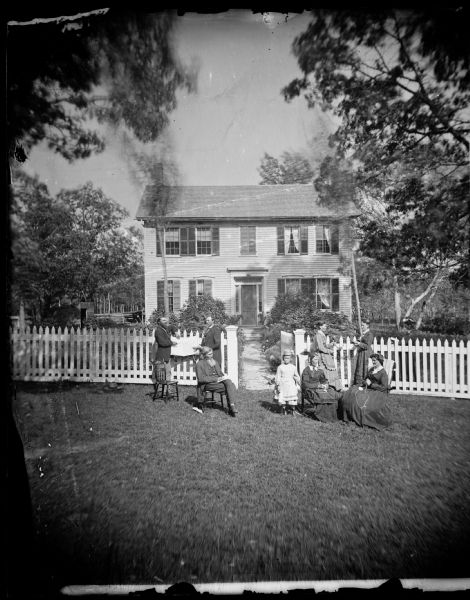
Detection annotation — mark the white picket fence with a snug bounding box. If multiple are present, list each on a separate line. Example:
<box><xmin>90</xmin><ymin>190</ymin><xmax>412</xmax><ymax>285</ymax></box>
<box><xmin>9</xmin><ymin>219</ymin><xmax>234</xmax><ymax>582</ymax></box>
<box><xmin>293</xmin><ymin>329</ymin><xmax>469</xmax><ymax>399</ymax></box>
<box><xmin>10</xmin><ymin>326</ymin><xmax>239</xmax><ymax>387</ymax></box>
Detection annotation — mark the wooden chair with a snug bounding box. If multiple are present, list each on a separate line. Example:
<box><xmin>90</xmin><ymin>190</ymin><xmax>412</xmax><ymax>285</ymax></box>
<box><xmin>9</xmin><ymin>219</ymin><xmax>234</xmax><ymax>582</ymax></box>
<box><xmin>196</xmin><ymin>383</ymin><xmax>226</xmax><ymax>411</ymax></box>
<box><xmin>152</xmin><ymin>363</ymin><xmax>179</xmax><ymax>403</ymax></box>
<box><xmin>382</xmin><ymin>358</ymin><xmax>395</xmax><ymax>393</ymax></box>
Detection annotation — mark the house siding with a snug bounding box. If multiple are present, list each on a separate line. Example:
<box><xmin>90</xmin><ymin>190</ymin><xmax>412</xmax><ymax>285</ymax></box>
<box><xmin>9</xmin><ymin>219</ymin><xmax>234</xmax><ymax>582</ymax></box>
<box><xmin>143</xmin><ymin>221</ymin><xmax>354</xmax><ymax>319</ymax></box>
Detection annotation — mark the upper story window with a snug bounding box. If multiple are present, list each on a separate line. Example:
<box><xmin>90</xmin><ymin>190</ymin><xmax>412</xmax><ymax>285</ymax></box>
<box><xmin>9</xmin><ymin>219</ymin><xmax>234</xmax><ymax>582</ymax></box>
<box><xmin>277</xmin><ymin>225</ymin><xmax>308</xmax><ymax>255</ymax></box>
<box><xmin>240</xmin><ymin>226</ymin><xmax>256</xmax><ymax>255</ymax></box>
<box><xmin>165</xmin><ymin>228</ymin><xmax>180</xmax><ymax>255</ymax></box>
<box><xmin>315</xmin><ymin>224</ymin><xmax>339</xmax><ymax>254</ymax></box>
<box><xmin>156</xmin><ymin>227</ymin><xmax>219</xmax><ymax>257</ymax></box>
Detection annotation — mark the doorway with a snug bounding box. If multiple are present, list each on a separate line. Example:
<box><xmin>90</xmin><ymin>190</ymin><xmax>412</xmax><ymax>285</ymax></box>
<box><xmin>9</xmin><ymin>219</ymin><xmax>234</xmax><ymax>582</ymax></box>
<box><xmin>241</xmin><ymin>285</ymin><xmax>258</xmax><ymax>325</ymax></box>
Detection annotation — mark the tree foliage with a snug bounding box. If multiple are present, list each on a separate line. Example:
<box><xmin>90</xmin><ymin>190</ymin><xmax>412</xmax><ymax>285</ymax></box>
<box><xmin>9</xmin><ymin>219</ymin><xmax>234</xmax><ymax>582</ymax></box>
<box><xmin>7</xmin><ymin>9</ymin><xmax>196</xmax><ymax>162</ymax></box>
<box><xmin>258</xmin><ymin>151</ymin><xmax>315</xmax><ymax>184</ymax></box>
<box><xmin>10</xmin><ymin>170</ymin><xmax>143</xmax><ymax>322</ymax></box>
<box><xmin>283</xmin><ymin>9</ymin><xmax>470</xmax><ymax>325</ymax></box>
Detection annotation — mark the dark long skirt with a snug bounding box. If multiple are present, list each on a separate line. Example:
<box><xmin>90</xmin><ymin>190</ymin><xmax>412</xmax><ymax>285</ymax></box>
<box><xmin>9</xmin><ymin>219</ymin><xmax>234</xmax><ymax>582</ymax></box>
<box><xmin>303</xmin><ymin>387</ymin><xmax>341</xmax><ymax>423</ymax></box>
<box><xmin>340</xmin><ymin>385</ymin><xmax>392</xmax><ymax>431</ymax></box>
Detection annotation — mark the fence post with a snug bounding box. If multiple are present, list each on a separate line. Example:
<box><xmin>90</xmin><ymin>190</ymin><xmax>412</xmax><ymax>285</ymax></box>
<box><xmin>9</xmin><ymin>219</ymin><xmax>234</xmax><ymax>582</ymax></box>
<box><xmin>294</xmin><ymin>329</ymin><xmax>306</xmax><ymax>375</ymax></box>
<box><xmin>225</xmin><ymin>325</ymin><xmax>239</xmax><ymax>388</ymax></box>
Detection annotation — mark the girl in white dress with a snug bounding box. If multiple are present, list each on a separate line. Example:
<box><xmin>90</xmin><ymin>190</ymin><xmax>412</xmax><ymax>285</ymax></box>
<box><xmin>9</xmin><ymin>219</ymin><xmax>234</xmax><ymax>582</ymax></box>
<box><xmin>274</xmin><ymin>349</ymin><xmax>300</xmax><ymax>415</ymax></box>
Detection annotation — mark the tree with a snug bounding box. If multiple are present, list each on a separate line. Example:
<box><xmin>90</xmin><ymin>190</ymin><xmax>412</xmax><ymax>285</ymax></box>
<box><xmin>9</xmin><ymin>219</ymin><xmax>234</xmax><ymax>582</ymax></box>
<box><xmin>258</xmin><ymin>151</ymin><xmax>314</xmax><ymax>184</ymax></box>
<box><xmin>7</xmin><ymin>9</ymin><xmax>196</xmax><ymax>163</ymax></box>
<box><xmin>10</xmin><ymin>170</ymin><xmax>143</xmax><ymax>323</ymax></box>
<box><xmin>283</xmin><ymin>8</ymin><xmax>470</xmax><ymax>328</ymax></box>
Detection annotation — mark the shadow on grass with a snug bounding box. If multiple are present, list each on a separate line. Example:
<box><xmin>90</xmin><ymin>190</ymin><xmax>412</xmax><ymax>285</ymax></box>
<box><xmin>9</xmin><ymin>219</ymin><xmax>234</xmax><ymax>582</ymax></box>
<box><xmin>260</xmin><ymin>399</ymin><xmax>282</xmax><ymax>414</ymax></box>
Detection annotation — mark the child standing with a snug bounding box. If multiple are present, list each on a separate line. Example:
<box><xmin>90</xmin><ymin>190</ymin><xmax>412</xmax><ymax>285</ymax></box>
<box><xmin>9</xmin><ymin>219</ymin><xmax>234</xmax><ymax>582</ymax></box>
<box><xmin>274</xmin><ymin>349</ymin><xmax>300</xmax><ymax>415</ymax></box>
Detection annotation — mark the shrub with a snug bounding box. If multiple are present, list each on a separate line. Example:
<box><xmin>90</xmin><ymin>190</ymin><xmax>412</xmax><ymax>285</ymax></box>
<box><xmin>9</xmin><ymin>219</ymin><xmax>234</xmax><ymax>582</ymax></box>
<box><xmin>41</xmin><ymin>306</ymin><xmax>81</xmax><ymax>329</ymax></box>
<box><xmin>421</xmin><ymin>315</ymin><xmax>470</xmax><ymax>337</ymax></box>
<box><xmin>265</xmin><ymin>342</ymin><xmax>281</xmax><ymax>372</ymax></box>
<box><xmin>261</xmin><ymin>323</ymin><xmax>283</xmax><ymax>353</ymax></box>
<box><xmin>268</xmin><ymin>294</ymin><xmax>356</xmax><ymax>338</ymax></box>
<box><xmin>178</xmin><ymin>294</ymin><xmax>229</xmax><ymax>329</ymax></box>
<box><xmin>147</xmin><ymin>309</ymin><xmax>180</xmax><ymax>330</ymax></box>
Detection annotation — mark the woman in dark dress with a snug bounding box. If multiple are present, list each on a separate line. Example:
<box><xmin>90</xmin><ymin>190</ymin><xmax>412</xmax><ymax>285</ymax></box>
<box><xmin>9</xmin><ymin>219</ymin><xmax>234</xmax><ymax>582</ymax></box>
<box><xmin>352</xmin><ymin>320</ymin><xmax>374</xmax><ymax>386</ymax></box>
<box><xmin>340</xmin><ymin>353</ymin><xmax>392</xmax><ymax>431</ymax></box>
<box><xmin>301</xmin><ymin>352</ymin><xmax>342</xmax><ymax>422</ymax></box>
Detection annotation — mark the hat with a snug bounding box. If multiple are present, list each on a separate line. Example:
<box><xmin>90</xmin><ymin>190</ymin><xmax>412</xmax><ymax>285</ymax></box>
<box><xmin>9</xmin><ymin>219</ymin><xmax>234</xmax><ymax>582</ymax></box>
<box><xmin>282</xmin><ymin>349</ymin><xmax>294</xmax><ymax>357</ymax></box>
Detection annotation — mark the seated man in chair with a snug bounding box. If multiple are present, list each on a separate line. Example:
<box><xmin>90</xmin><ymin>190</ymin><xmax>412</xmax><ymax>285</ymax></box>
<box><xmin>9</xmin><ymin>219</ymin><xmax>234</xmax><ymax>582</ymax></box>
<box><xmin>194</xmin><ymin>346</ymin><xmax>238</xmax><ymax>417</ymax></box>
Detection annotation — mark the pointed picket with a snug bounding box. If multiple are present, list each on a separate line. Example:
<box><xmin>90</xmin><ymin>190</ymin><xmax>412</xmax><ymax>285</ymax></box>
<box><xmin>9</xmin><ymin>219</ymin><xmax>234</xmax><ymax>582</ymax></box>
<box><xmin>436</xmin><ymin>339</ymin><xmax>443</xmax><ymax>393</ymax></box>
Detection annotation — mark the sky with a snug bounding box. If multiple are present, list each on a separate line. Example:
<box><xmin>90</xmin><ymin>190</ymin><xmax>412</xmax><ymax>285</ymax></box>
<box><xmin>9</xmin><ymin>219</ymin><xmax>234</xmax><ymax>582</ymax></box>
<box><xmin>22</xmin><ymin>10</ymin><xmax>337</xmax><ymax>221</ymax></box>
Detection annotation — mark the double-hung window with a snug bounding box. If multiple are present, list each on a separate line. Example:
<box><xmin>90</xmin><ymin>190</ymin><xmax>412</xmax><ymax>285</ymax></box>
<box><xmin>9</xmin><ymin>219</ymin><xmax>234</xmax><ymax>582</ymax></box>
<box><xmin>157</xmin><ymin>280</ymin><xmax>181</xmax><ymax>312</ymax></box>
<box><xmin>240</xmin><ymin>226</ymin><xmax>256</xmax><ymax>255</ymax></box>
<box><xmin>156</xmin><ymin>226</ymin><xmax>220</xmax><ymax>256</ymax></box>
<box><xmin>277</xmin><ymin>277</ymin><xmax>339</xmax><ymax>311</ymax></box>
<box><xmin>315</xmin><ymin>224</ymin><xmax>339</xmax><ymax>254</ymax></box>
<box><xmin>277</xmin><ymin>225</ymin><xmax>308</xmax><ymax>255</ymax></box>
<box><xmin>165</xmin><ymin>228</ymin><xmax>180</xmax><ymax>255</ymax></box>
<box><xmin>188</xmin><ymin>279</ymin><xmax>213</xmax><ymax>298</ymax></box>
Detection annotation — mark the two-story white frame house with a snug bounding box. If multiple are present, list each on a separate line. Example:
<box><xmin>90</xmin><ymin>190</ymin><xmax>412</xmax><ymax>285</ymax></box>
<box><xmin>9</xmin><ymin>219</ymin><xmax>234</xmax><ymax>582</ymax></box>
<box><xmin>136</xmin><ymin>184</ymin><xmax>360</xmax><ymax>325</ymax></box>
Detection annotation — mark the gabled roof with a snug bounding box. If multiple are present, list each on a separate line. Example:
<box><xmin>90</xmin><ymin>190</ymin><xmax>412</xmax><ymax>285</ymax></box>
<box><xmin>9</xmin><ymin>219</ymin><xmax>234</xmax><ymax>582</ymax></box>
<box><xmin>136</xmin><ymin>184</ymin><xmax>360</xmax><ymax>222</ymax></box>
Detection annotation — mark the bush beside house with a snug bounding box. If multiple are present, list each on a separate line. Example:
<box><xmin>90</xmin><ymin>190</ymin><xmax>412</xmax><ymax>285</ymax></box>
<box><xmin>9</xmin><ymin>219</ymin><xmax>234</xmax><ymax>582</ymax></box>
<box><xmin>262</xmin><ymin>294</ymin><xmax>357</xmax><ymax>372</ymax></box>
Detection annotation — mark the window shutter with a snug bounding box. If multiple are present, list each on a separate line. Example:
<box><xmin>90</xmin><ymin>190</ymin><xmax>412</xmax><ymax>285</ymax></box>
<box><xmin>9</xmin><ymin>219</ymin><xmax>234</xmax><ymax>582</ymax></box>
<box><xmin>157</xmin><ymin>280</ymin><xmax>164</xmax><ymax>308</ymax></box>
<box><xmin>300</xmin><ymin>225</ymin><xmax>308</xmax><ymax>254</ymax></box>
<box><xmin>173</xmin><ymin>280</ymin><xmax>181</xmax><ymax>310</ymax></box>
<box><xmin>277</xmin><ymin>279</ymin><xmax>285</xmax><ymax>295</ymax></box>
<box><xmin>250</xmin><ymin>226</ymin><xmax>256</xmax><ymax>254</ymax></box>
<box><xmin>180</xmin><ymin>227</ymin><xmax>188</xmax><ymax>255</ymax></box>
<box><xmin>315</xmin><ymin>225</ymin><xmax>323</xmax><ymax>253</ymax></box>
<box><xmin>188</xmin><ymin>280</ymin><xmax>196</xmax><ymax>297</ymax></box>
<box><xmin>156</xmin><ymin>228</ymin><xmax>162</xmax><ymax>256</ymax></box>
<box><xmin>277</xmin><ymin>226</ymin><xmax>284</xmax><ymax>255</ymax></box>
<box><xmin>331</xmin><ymin>224</ymin><xmax>339</xmax><ymax>254</ymax></box>
<box><xmin>187</xmin><ymin>227</ymin><xmax>195</xmax><ymax>256</ymax></box>
<box><xmin>211</xmin><ymin>227</ymin><xmax>220</xmax><ymax>255</ymax></box>
<box><xmin>203</xmin><ymin>279</ymin><xmax>213</xmax><ymax>296</ymax></box>
<box><xmin>332</xmin><ymin>278</ymin><xmax>339</xmax><ymax>311</ymax></box>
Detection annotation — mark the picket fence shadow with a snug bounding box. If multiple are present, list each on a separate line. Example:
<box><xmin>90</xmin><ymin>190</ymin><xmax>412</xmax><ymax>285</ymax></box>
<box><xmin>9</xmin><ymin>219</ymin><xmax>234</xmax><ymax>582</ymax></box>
<box><xmin>293</xmin><ymin>329</ymin><xmax>469</xmax><ymax>399</ymax></box>
<box><xmin>10</xmin><ymin>326</ymin><xmax>239</xmax><ymax>387</ymax></box>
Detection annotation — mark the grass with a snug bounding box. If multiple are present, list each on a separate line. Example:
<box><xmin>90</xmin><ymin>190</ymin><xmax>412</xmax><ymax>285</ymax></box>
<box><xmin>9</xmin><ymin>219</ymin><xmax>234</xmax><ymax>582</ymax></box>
<box><xmin>10</xmin><ymin>381</ymin><xmax>470</xmax><ymax>591</ymax></box>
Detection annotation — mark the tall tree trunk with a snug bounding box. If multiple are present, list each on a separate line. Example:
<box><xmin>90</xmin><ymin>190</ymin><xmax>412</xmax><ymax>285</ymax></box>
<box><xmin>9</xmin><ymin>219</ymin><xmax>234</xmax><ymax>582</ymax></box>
<box><xmin>157</xmin><ymin>223</ymin><xmax>169</xmax><ymax>316</ymax></box>
<box><xmin>392</xmin><ymin>260</ymin><xmax>401</xmax><ymax>330</ymax></box>
<box><xmin>404</xmin><ymin>269</ymin><xmax>443</xmax><ymax>330</ymax></box>
<box><xmin>351</xmin><ymin>250</ymin><xmax>362</xmax><ymax>335</ymax></box>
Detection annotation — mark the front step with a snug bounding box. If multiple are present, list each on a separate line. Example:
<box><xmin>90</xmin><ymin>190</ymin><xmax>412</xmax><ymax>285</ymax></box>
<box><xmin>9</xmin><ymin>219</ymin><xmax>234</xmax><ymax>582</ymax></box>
<box><xmin>240</xmin><ymin>326</ymin><xmax>264</xmax><ymax>342</ymax></box>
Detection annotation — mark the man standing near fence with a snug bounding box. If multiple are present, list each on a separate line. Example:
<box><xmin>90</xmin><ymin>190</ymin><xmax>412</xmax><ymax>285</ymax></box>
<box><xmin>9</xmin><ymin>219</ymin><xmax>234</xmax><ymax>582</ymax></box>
<box><xmin>201</xmin><ymin>314</ymin><xmax>222</xmax><ymax>366</ymax></box>
<box><xmin>151</xmin><ymin>317</ymin><xmax>178</xmax><ymax>381</ymax></box>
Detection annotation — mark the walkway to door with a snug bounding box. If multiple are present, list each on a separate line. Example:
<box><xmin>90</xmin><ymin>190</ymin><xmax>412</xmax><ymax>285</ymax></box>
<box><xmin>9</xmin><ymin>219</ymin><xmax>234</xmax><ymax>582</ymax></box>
<box><xmin>239</xmin><ymin>327</ymin><xmax>273</xmax><ymax>391</ymax></box>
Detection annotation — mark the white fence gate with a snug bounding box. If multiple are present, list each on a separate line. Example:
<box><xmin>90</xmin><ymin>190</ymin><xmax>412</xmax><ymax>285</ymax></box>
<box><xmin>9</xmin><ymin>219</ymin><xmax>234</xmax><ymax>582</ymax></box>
<box><xmin>10</xmin><ymin>326</ymin><xmax>239</xmax><ymax>388</ymax></box>
<box><xmin>293</xmin><ymin>329</ymin><xmax>469</xmax><ymax>399</ymax></box>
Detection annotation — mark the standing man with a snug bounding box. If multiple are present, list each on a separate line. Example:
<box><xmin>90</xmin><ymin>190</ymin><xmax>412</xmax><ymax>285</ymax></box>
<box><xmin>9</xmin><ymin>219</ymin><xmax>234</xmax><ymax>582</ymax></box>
<box><xmin>201</xmin><ymin>314</ymin><xmax>222</xmax><ymax>366</ymax></box>
<box><xmin>151</xmin><ymin>317</ymin><xmax>178</xmax><ymax>381</ymax></box>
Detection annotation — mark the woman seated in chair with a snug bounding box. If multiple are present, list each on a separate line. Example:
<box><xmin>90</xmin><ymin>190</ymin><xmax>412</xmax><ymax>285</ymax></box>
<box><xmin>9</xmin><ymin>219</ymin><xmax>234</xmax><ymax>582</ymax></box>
<box><xmin>194</xmin><ymin>346</ymin><xmax>238</xmax><ymax>417</ymax></box>
<box><xmin>301</xmin><ymin>352</ymin><xmax>342</xmax><ymax>422</ymax></box>
<box><xmin>339</xmin><ymin>353</ymin><xmax>392</xmax><ymax>431</ymax></box>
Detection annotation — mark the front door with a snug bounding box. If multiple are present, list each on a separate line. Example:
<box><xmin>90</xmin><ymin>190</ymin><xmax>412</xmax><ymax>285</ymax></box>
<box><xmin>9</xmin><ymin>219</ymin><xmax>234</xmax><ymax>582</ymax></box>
<box><xmin>241</xmin><ymin>285</ymin><xmax>257</xmax><ymax>325</ymax></box>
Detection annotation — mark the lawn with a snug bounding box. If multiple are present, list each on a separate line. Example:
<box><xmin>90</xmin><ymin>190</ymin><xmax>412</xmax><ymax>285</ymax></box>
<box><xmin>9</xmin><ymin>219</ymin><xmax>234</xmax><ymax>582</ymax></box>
<box><xmin>10</xmin><ymin>381</ymin><xmax>470</xmax><ymax>592</ymax></box>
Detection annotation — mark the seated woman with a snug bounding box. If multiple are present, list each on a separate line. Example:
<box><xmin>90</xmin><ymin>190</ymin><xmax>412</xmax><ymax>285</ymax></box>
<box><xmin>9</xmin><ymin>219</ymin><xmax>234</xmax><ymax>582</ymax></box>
<box><xmin>301</xmin><ymin>352</ymin><xmax>342</xmax><ymax>422</ymax></box>
<box><xmin>339</xmin><ymin>353</ymin><xmax>392</xmax><ymax>431</ymax></box>
<box><xmin>194</xmin><ymin>346</ymin><xmax>238</xmax><ymax>417</ymax></box>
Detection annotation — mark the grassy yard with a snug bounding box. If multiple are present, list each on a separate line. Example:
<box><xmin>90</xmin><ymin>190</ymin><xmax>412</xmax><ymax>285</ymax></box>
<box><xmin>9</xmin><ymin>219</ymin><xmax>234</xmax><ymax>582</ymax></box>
<box><xmin>10</xmin><ymin>381</ymin><xmax>470</xmax><ymax>591</ymax></box>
